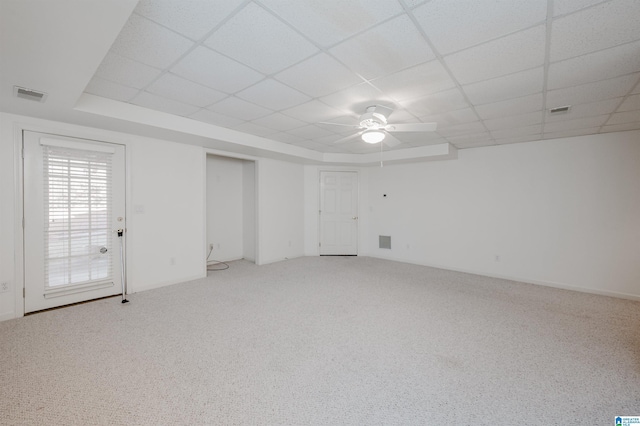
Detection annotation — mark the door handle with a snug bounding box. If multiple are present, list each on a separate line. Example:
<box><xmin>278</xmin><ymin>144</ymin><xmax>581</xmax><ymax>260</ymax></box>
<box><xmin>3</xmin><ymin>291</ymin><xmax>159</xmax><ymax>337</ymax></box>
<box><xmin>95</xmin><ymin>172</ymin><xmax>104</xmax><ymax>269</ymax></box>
<box><xmin>352</xmin><ymin>216</ymin><xmax>358</xmax><ymax>220</ymax></box>
<box><xmin>100</xmin><ymin>247</ymin><xmax>108</xmax><ymax>254</ymax></box>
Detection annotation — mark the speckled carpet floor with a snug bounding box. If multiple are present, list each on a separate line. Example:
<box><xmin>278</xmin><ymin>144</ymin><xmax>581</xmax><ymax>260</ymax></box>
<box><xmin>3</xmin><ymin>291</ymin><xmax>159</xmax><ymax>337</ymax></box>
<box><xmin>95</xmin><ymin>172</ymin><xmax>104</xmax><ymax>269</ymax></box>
<box><xmin>1</xmin><ymin>256</ymin><xmax>639</xmax><ymax>425</ymax></box>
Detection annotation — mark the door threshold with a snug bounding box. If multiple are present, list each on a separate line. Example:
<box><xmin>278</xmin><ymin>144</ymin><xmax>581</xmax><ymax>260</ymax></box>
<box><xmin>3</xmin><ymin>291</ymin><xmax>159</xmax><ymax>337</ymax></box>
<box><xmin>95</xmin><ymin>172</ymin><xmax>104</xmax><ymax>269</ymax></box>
<box><xmin>24</xmin><ymin>294</ymin><xmax>123</xmax><ymax>316</ymax></box>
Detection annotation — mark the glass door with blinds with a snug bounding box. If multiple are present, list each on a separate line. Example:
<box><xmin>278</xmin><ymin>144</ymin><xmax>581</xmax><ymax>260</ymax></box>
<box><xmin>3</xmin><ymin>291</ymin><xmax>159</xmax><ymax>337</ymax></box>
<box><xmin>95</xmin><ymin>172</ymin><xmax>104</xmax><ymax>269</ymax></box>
<box><xmin>23</xmin><ymin>131</ymin><xmax>126</xmax><ymax>313</ymax></box>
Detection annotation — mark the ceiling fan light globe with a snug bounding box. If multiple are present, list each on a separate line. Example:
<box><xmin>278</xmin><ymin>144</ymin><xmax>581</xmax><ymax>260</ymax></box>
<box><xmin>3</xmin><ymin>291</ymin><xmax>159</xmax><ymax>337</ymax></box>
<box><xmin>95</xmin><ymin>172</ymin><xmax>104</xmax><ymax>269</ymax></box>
<box><xmin>362</xmin><ymin>130</ymin><xmax>385</xmax><ymax>144</ymax></box>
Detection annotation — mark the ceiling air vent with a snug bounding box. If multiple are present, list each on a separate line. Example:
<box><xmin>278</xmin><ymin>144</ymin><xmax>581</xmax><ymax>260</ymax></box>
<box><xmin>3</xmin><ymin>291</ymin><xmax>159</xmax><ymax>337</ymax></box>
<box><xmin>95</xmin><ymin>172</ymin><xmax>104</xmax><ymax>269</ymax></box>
<box><xmin>14</xmin><ymin>86</ymin><xmax>48</xmax><ymax>103</ymax></box>
<box><xmin>549</xmin><ymin>105</ymin><xmax>571</xmax><ymax>114</ymax></box>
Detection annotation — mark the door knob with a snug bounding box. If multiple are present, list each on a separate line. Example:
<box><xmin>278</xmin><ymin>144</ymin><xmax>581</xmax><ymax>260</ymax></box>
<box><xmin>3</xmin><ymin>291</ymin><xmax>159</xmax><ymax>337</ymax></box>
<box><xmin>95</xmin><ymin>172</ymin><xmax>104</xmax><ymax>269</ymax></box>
<box><xmin>352</xmin><ymin>216</ymin><xmax>358</xmax><ymax>220</ymax></box>
<box><xmin>100</xmin><ymin>247</ymin><xmax>108</xmax><ymax>254</ymax></box>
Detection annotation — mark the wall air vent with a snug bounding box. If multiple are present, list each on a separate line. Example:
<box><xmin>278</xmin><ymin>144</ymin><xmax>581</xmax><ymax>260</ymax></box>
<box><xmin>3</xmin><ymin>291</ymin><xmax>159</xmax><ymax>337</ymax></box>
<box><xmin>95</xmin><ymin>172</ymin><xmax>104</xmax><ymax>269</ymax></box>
<box><xmin>379</xmin><ymin>235</ymin><xmax>391</xmax><ymax>249</ymax></box>
<box><xmin>14</xmin><ymin>86</ymin><xmax>48</xmax><ymax>103</ymax></box>
<box><xmin>549</xmin><ymin>105</ymin><xmax>571</xmax><ymax>114</ymax></box>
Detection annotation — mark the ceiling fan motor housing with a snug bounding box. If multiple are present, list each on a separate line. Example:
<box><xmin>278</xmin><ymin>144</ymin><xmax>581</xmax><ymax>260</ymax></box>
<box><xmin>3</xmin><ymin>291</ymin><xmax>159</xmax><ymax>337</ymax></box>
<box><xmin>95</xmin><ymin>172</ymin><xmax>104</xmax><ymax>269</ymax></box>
<box><xmin>359</xmin><ymin>111</ymin><xmax>387</xmax><ymax>129</ymax></box>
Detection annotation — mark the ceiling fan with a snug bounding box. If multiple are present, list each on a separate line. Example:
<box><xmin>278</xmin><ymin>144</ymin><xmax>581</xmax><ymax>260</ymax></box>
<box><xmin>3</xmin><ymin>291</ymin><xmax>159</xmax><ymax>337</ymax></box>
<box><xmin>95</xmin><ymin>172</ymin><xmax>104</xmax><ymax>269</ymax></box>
<box><xmin>320</xmin><ymin>105</ymin><xmax>437</xmax><ymax>147</ymax></box>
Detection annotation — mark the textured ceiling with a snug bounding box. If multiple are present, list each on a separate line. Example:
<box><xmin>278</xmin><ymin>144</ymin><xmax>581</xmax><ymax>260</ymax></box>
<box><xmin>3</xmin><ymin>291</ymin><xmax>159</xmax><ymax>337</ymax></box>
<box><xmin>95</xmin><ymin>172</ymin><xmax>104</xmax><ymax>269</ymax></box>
<box><xmin>84</xmin><ymin>0</ymin><xmax>640</xmax><ymax>154</ymax></box>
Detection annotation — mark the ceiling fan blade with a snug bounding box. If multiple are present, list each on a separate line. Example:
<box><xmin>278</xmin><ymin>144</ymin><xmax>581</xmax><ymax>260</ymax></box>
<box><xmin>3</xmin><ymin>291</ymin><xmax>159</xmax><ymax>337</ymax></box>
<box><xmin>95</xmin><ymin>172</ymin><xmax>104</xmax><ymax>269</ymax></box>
<box><xmin>382</xmin><ymin>132</ymin><xmax>402</xmax><ymax>147</ymax></box>
<box><xmin>333</xmin><ymin>132</ymin><xmax>363</xmax><ymax>144</ymax></box>
<box><xmin>318</xmin><ymin>121</ymin><xmax>360</xmax><ymax>128</ymax></box>
<box><xmin>386</xmin><ymin>122</ymin><xmax>437</xmax><ymax>132</ymax></box>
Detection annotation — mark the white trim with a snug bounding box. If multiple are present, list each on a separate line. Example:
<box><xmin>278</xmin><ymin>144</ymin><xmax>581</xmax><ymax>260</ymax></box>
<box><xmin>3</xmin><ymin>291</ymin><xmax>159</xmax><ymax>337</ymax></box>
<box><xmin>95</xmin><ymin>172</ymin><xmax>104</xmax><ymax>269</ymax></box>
<box><xmin>40</xmin><ymin>137</ymin><xmax>116</xmax><ymax>153</ymax></box>
<box><xmin>13</xmin><ymin>122</ymin><xmax>129</xmax><ymax>318</ymax></box>
<box><xmin>133</xmin><ymin>273</ymin><xmax>205</xmax><ymax>294</ymax></box>
<box><xmin>364</xmin><ymin>254</ymin><xmax>640</xmax><ymax>302</ymax></box>
<box><xmin>13</xmin><ymin>123</ymin><xmax>24</xmax><ymax>319</ymax></box>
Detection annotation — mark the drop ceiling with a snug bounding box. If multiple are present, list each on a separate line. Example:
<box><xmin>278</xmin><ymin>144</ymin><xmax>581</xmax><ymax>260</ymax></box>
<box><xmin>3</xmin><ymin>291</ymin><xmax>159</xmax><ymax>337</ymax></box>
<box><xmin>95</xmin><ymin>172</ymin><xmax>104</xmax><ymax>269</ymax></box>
<box><xmin>2</xmin><ymin>0</ymin><xmax>640</xmax><ymax>160</ymax></box>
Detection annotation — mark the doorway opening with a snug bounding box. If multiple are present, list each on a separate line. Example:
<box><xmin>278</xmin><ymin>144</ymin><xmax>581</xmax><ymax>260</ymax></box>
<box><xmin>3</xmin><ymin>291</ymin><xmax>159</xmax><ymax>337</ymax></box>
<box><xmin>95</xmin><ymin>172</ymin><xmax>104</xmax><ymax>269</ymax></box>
<box><xmin>205</xmin><ymin>154</ymin><xmax>257</xmax><ymax>270</ymax></box>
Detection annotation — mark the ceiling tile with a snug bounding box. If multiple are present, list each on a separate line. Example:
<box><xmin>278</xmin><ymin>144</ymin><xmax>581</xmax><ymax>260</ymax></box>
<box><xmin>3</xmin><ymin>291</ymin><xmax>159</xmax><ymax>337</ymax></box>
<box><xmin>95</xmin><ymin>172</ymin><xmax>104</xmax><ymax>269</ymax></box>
<box><xmin>400</xmin><ymin>88</ymin><xmax>469</xmax><ymax>117</ymax></box>
<box><xmin>208</xmin><ymin>96</ymin><xmax>273</xmax><ymax>121</ymax></box>
<box><xmin>84</xmin><ymin>77</ymin><xmax>138</xmax><ymax>102</ymax></box>
<box><xmin>252</xmin><ymin>113</ymin><xmax>307</xmax><ymax>132</ymax></box>
<box><xmin>204</xmin><ymin>3</ymin><xmax>318</xmax><ymax>74</ymax></box>
<box><xmin>550</xmin><ymin>0</ymin><xmax>640</xmax><ymax>61</ymax></box>
<box><xmin>445</xmin><ymin>25</ymin><xmax>546</xmax><ymax>85</ymax></box>
<box><xmin>329</xmin><ymin>15</ymin><xmax>435</xmax><ymax>80</ymax></box>
<box><xmin>281</xmin><ymin>100</ymin><xmax>347</xmax><ymax>122</ymax></box>
<box><xmin>475</xmin><ymin>93</ymin><xmax>544</xmax><ymax>120</ymax></box>
<box><xmin>292</xmin><ymin>140</ymin><xmax>336</xmax><ymax>152</ymax></box>
<box><xmin>385</xmin><ymin>109</ymin><xmax>420</xmax><ymax>124</ymax></box>
<box><xmin>413</xmin><ymin>0</ymin><xmax>547</xmax><ymax>55</ymax></box>
<box><xmin>553</xmin><ymin>0</ymin><xmax>606</xmax><ymax>17</ymax></box>
<box><xmin>171</xmin><ymin>46</ymin><xmax>264</xmax><ymax>93</ymax></box>
<box><xmin>109</xmin><ymin>14</ymin><xmax>194</xmax><ymax>69</ymax></box>
<box><xmin>134</xmin><ymin>0</ymin><xmax>244</xmax><ymax>40</ymax></box>
<box><xmin>130</xmin><ymin>92</ymin><xmax>201</xmax><ymax>116</ymax></box>
<box><xmin>236</xmin><ymin>79</ymin><xmax>310</xmax><ymax>111</ymax></box>
<box><xmin>437</xmin><ymin>121</ymin><xmax>486</xmax><ymax>137</ymax></box>
<box><xmin>233</xmin><ymin>121</ymin><xmax>279</xmax><ymax>137</ymax></box>
<box><xmin>287</xmin><ymin>125</ymin><xmax>336</xmax><ymax>139</ymax></box>
<box><xmin>606</xmin><ymin>109</ymin><xmax>640</xmax><ymax>125</ymax></box>
<box><xmin>545</xmin><ymin>73</ymin><xmax>639</xmax><ymax>108</ymax></box>
<box><xmin>316</xmin><ymin>116</ymin><xmax>361</xmax><ymax>135</ymax></box>
<box><xmin>544</xmin><ymin>127</ymin><xmax>601</xmax><ymax>139</ymax></box>
<box><xmin>491</xmin><ymin>124</ymin><xmax>542</xmax><ymax>139</ymax></box>
<box><xmin>545</xmin><ymin>98</ymin><xmax>622</xmax><ymax>122</ymax></box>
<box><xmin>484</xmin><ymin>111</ymin><xmax>543</xmax><ymax>131</ymax></box>
<box><xmin>189</xmin><ymin>109</ymin><xmax>244</xmax><ymax>127</ymax></box>
<box><xmin>600</xmin><ymin>122</ymin><xmax>640</xmax><ymax>133</ymax></box>
<box><xmin>548</xmin><ymin>40</ymin><xmax>640</xmax><ymax>90</ymax></box>
<box><xmin>319</xmin><ymin>83</ymin><xmax>390</xmax><ymax>113</ymax></box>
<box><xmin>94</xmin><ymin>53</ymin><xmax>162</xmax><ymax>89</ymax></box>
<box><xmin>313</xmin><ymin>133</ymin><xmax>351</xmax><ymax>144</ymax></box>
<box><xmin>275</xmin><ymin>53</ymin><xmax>363</xmax><ymax>98</ymax></box>
<box><xmin>418</xmin><ymin>108</ymin><xmax>478</xmax><ymax>127</ymax></box>
<box><xmin>259</xmin><ymin>0</ymin><xmax>403</xmax><ymax>47</ymax></box>
<box><xmin>543</xmin><ymin>115</ymin><xmax>608</xmax><ymax>133</ymax></box>
<box><xmin>370</xmin><ymin>60</ymin><xmax>457</xmax><ymax>102</ymax></box>
<box><xmin>617</xmin><ymin>94</ymin><xmax>640</xmax><ymax>111</ymax></box>
<box><xmin>147</xmin><ymin>73</ymin><xmax>226</xmax><ymax>107</ymax></box>
<box><xmin>462</xmin><ymin>68</ymin><xmax>544</xmax><ymax>105</ymax></box>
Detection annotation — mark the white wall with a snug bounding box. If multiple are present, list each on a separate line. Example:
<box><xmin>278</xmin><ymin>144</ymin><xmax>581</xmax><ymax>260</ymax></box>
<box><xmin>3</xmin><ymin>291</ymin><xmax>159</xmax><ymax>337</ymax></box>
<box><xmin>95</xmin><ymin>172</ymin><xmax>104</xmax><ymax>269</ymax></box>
<box><xmin>206</xmin><ymin>155</ymin><xmax>244</xmax><ymax>262</ymax></box>
<box><xmin>0</xmin><ymin>113</ymin><xmax>206</xmax><ymax>320</ymax></box>
<box><xmin>258</xmin><ymin>159</ymin><xmax>305</xmax><ymax>264</ymax></box>
<box><xmin>127</xmin><ymin>137</ymin><xmax>204</xmax><ymax>293</ymax></box>
<box><xmin>0</xmin><ymin>113</ymin><xmax>307</xmax><ymax>321</ymax></box>
<box><xmin>243</xmin><ymin>161</ymin><xmax>256</xmax><ymax>262</ymax></box>
<box><xmin>361</xmin><ymin>131</ymin><xmax>640</xmax><ymax>299</ymax></box>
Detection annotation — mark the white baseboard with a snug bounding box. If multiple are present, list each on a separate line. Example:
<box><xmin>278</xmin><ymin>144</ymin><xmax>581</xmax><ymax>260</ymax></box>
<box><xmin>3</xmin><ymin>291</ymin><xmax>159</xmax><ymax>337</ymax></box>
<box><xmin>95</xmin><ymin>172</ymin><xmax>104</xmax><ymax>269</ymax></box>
<box><xmin>362</xmin><ymin>253</ymin><xmax>640</xmax><ymax>302</ymax></box>
<box><xmin>132</xmin><ymin>272</ymin><xmax>207</xmax><ymax>294</ymax></box>
<box><xmin>0</xmin><ymin>311</ymin><xmax>16</xmax><ymax>322</ymax></box>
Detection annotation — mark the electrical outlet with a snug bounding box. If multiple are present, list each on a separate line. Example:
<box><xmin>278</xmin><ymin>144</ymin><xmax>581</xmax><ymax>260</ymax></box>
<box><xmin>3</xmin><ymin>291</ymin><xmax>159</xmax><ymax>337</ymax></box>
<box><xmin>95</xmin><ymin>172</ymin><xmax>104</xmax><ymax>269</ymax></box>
<box><xmin>0</xmin><ymin>282</ymin><xmax>9</xmax><ymax>293</ymax></box>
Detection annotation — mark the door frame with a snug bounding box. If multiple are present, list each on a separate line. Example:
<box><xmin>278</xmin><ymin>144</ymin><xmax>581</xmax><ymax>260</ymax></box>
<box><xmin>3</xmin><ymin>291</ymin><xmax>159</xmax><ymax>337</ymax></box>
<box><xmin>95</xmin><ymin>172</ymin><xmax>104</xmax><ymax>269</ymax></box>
<box><xmin>318</xmin><ymin>169</ymin><xmax>359</xmax><ymax>256</ymax></box>
<box><xmin>13</xmin><ymin>122</ymin><xmax>130</xmax><ymax>318</ymax></box>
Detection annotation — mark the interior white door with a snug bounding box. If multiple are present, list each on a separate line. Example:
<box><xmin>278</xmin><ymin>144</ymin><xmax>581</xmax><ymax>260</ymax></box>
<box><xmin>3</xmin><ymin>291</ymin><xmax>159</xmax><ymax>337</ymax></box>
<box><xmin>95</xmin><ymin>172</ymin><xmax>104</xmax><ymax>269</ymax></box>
<box><xmin>319</xmin><ymin>171</ymin><xmax>358</xmax><ymax>255</ymax></box>
<box><xmin>23</xmin><ymin>131</ymin><xmax>126</xmax><ymax>313</ymax></box>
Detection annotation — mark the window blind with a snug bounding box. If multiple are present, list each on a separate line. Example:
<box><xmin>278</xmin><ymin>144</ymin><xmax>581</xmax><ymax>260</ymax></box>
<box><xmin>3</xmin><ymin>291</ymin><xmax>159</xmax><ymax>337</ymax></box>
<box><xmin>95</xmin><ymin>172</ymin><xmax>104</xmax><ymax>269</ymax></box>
<box><xmin>43</xmin><ymin>145</ymin><xmax>113</xmax><ymax>288</ymax></box>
